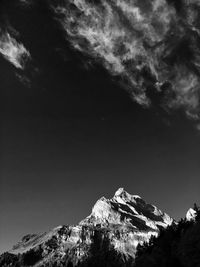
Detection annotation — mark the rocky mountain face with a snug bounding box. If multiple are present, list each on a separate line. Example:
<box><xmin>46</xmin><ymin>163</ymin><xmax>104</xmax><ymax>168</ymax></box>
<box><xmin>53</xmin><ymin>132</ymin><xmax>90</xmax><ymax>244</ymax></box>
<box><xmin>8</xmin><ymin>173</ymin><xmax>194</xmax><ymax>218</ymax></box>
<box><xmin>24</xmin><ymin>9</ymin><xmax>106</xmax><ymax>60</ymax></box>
<box><xmin>186</xmin><ymin>208</ymin><xmax>197</xmax><ymax>221</ymax></box>
<box><xmin>0</xmin><ymin>188</ymin><xmax>174</xmax><ymax>266</ymax></box>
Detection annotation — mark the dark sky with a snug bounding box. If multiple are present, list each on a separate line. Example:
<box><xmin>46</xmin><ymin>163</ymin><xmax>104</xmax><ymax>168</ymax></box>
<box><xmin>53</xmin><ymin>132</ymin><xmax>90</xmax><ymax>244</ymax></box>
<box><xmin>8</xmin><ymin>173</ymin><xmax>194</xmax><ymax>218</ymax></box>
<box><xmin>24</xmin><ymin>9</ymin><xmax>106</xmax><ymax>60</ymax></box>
<box><xmin>1</xmin><ymin>0</ymin><xmax>200</xmax><ymax>254</ymax></box>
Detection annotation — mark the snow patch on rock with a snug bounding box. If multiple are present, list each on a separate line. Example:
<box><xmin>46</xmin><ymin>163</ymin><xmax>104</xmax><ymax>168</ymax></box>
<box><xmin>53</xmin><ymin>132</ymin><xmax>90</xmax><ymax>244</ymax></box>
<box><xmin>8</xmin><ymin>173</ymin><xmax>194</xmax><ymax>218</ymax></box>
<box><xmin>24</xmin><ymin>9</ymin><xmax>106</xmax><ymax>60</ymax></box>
<box><xmin>186</xmin><ymin>208</ymin><xmax>197</xmax><ymax>221</ymax></box>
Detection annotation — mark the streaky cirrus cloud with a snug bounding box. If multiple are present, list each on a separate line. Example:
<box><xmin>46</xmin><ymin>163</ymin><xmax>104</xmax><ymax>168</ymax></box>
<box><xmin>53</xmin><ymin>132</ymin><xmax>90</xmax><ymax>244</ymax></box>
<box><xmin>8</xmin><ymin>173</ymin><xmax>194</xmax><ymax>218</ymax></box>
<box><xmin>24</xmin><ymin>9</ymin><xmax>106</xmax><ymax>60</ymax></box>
<box><xmin>19</xmin><ymin>0</ymin><xmax>33</xmax><ymax>8</ymax></box>
<box><xmin>52</xmin><ymin>0</ymin><xmax>200</xmax><ymax>119</ymax></box>
<box><xmin>0</xmin><ymin>31</ymin><xmax>30</xmax><ymax>69</ymax></box>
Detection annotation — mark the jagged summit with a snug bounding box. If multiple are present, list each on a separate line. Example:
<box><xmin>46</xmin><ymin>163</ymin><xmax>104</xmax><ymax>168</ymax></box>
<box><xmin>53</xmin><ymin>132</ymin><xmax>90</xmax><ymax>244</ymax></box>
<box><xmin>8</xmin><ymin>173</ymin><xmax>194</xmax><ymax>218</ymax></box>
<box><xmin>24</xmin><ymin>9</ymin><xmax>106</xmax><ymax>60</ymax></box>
<box><xmin>114</xmin><ymin>188</ymin><xmax>141</xmax><ymax>202</ymax></box>
<box><xmin>81</xmin><ymin>188</ymin><xmax>173</xmax><ymax>231</ymax></box>
<box><xmin>114</xmin><ymin>187</ymin><xmax>126</xmax><ymax>197</ymax></box>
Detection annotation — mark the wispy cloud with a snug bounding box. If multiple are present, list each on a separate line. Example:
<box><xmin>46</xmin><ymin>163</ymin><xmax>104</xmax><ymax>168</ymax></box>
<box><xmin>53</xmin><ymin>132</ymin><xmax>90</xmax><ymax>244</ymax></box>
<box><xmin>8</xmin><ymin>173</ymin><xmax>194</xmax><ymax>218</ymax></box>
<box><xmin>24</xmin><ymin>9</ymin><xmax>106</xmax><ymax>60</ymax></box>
<box><xmin>19</xmin><ymin>0</ymin><xmax>33</xmax><ymax>8</ymax></box>
<box><xmin>0</xmin><ymin>32</ymin><xmax>30</xmax><ymax>69</ymax></box>
<box><xmin>53</xmin><ymin>0</ymin><xmax>200</xmax><ymax>119</ymax></box>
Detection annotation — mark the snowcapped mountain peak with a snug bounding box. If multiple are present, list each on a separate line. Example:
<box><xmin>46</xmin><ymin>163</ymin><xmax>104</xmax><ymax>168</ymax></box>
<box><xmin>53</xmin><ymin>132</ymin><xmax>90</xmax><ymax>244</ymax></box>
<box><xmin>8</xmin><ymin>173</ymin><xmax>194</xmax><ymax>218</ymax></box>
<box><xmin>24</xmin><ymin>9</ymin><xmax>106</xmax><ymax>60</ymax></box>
<box><xmin>80</xmin><ymin>188</ymin><xmax>173</xmax><ymax>232</ymax></box>
<box><xmin>114</xmin><ymin>187</ymin><xmax>126</xmax><ymax>197</ymax></box>
<box><xmin>114</xmin><ymin>188</ymin><xmax>141</xmax><ymax>202</ymax></box>
<box><xmin>186</xmin><ymin>208</ymin><xmax>197</xmax><ymax>221</ymax></box>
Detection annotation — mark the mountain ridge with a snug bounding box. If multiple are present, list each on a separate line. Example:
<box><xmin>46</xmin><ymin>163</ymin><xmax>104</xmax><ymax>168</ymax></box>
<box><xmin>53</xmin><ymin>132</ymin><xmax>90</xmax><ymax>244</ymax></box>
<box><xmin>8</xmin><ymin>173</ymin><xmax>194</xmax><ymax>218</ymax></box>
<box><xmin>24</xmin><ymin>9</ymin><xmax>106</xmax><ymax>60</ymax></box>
<box><xmin>0</xmin><ymin>188</ymin><xmax>176</xmax><ymax>266</ymax></box>
<box><xmin>80</xmin><ymin>188</ymin><xmax>173</xmax><ymax>232</ymax></box>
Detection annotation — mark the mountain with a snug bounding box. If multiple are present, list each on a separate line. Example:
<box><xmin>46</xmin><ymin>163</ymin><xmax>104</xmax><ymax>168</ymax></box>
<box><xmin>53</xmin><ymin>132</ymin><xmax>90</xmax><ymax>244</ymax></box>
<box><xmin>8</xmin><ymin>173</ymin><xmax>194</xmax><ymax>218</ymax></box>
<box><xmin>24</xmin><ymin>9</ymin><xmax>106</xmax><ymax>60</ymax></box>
<box><xmin>81</xmin><ymin>188</ymin><xmax>173</xmax><ymax>230</ymax></box>
<box><xmin>0</xmin><ymin>188</ymin><xmax>174</xmax><ymax>267</ymax></box>
<box><xmin>186</xmin><ymin>208</ymin><xmax>197</xmax><ymax>221</ymax></box>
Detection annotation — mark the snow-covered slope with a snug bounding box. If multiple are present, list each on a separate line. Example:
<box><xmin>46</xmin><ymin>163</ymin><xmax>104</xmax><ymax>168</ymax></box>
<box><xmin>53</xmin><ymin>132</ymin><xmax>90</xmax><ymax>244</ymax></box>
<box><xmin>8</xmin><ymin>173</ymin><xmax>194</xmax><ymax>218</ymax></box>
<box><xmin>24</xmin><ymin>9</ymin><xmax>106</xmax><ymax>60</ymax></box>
<box><xmin>1</xmin><ymin>188</ymin><xmax>174</xmax><ymax>266</ymax></box>
<box><xmin>186</xmin><ymin>208</ymin><xmax>197</xmax><ymax>221</ymax></box>
<box><xmin>81</xmin><ymin>188</ymin><xmax>173</xmax><ymax>231</ymax></box>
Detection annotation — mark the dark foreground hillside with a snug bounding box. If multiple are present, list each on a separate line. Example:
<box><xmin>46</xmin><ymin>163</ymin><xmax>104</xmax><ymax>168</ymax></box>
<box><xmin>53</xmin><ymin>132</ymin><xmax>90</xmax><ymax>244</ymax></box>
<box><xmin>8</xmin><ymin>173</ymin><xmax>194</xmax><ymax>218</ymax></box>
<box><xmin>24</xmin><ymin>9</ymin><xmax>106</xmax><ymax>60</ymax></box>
<box><xmin>134</xmin><ymin>205</ymin><xmax>200</xmax><ymax>267</ymax></box>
